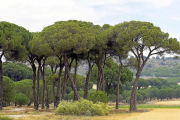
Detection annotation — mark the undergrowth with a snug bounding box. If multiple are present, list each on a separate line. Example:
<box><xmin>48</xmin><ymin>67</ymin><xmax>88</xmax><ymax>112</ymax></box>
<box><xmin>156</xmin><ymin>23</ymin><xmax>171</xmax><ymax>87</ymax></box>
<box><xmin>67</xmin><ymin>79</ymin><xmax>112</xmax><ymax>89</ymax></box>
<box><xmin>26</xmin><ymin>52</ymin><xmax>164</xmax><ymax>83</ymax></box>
<box><xmin>55</xmin><ymin>98</ymin><xmax>109</xmax><ymax>116</ymax></box>
<box><xmin>0</xmin><ymin>115</ymin><xmax>13</xmax><ymax>120</ymax></box>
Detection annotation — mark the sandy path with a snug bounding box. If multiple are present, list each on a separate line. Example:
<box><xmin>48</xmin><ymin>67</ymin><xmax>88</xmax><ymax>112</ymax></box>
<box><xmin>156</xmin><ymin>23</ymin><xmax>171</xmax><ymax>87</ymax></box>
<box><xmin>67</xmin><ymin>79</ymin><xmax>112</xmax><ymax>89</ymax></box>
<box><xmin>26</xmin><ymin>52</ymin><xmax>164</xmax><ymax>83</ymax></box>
<box><xmin>8</xmin><ymin>108</ymin><xmax>26</xmax><ymax>111</ymax></box>
<box><xmin>154</xmin><ymin>101</ymin><xmax>180</xmax><ymax>105</ymax></box>
<box><xmin>124</xmin><ymin>109</ymin><xmax>180</xmax><ymax>120</ymax></box>
<box><xmin>8</xmin><ymin>115</ymin><xmax>41</xmax><ymax>118</ymax></box>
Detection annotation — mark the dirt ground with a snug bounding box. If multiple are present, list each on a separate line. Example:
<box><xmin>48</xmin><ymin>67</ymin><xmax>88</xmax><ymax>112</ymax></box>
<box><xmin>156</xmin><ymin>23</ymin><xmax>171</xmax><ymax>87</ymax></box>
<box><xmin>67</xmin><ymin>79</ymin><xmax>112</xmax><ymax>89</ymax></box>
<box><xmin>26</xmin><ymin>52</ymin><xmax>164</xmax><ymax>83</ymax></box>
<box><xmin>154</xmin><ymin>100</ymin><xmax>180</xmax><ymax>105</ymax></box>
<box><xmin>15</xmin><ymin>109</ymin><xmax>180</xmax><ymax>120</ymax></box>
<box><xmin>124</xmin><ymin>109</ymin><xmax>180</xmax><ymax>120</ymax></box>
<box><xmin>3</xmin><ymin>100</ymin><xmax>180</xmax><ymax>120</ymax></box>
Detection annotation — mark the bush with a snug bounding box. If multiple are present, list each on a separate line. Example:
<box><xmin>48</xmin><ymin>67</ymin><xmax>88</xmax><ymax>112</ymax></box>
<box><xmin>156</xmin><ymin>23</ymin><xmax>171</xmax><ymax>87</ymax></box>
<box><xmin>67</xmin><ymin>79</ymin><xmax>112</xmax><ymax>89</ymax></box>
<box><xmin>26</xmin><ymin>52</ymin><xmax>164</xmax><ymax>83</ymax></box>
<box><xmin>55</xmin><ymin>98</ymin><xmax>109</xmax><ymax>116</ymax></box>
<box><xmin>88</xmin><ymin>91</ymin><xmax>108</xmax><ymax>103</ymax></box>
<box><xmin>15</xmin><ymin>93</ymin><xmax>29</xmax><ymax>106</ymax></box>
<box><xmin>108</xmin><ymin>94</ymin><xmax>116</xmax><ymax>102</ymax></box>
<box><xmin>126</xmin><ymin>97</ymin><xmax>130</xmax><ymax>103</ymax></box>
<box><xmin>136</xmin><ymin>93</ymin><xmax>143</xmax><ymax>102</ymax></box>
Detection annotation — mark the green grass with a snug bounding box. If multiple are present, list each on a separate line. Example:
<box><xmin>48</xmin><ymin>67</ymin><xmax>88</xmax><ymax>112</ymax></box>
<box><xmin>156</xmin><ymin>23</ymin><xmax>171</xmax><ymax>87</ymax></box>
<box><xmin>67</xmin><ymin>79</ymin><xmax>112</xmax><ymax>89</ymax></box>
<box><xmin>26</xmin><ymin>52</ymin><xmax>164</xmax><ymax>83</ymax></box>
<box><xmin>0</xmin><ymin>115</ymin><xmax>13</xmax><ymax>120</ymax></box>
<box><xmin>119</xmin><ymin>104</ymin><xmax>180</xmax><ymax>109</ymax></box>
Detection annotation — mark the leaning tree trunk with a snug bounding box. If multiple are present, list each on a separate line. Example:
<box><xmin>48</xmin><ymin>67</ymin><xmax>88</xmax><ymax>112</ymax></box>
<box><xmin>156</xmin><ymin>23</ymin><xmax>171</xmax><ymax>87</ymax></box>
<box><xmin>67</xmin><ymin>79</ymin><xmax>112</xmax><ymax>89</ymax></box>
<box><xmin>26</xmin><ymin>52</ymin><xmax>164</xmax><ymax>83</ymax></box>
<box><xmin>84</xmin><ymin>53</ymin><xmax>93</xmax><ymax>99</ymax></box>
<box><xmin>64</xmin><ymin>54</ymin><xmax>80</xmax><ymax>100</ymax></box>
<box><xmin>129</xmin><ymin>55</ymin><xmax>148</xmax><ymax>111</ymax></box>
<box><xmin>116</xmin><ymin>56</ymin><xmax>123</xmax><ymax>109</ymax></box>
<box><xmin>61</xmin><ymin>68</ymin><xmax>68</xmax><ymax>100</ymax></box>
<box><xmin>0</xmin><ymin>57</ymin><xmax>3</xmax><ymax>110</ymax></box>
<box><xmin>130</xmin><ymin>70</ymin><xmax>141</xmax><ymax>111</ymax></box>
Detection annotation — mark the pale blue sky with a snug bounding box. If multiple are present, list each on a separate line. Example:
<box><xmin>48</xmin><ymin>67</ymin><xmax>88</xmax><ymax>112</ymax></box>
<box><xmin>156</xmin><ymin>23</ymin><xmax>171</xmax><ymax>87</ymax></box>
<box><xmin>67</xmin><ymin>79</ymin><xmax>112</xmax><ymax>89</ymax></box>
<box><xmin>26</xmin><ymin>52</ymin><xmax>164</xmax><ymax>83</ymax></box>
<box><xmin>0</xmin><ymin>0</ymin><xmax>180</xmax><ymax>40</ymax></box>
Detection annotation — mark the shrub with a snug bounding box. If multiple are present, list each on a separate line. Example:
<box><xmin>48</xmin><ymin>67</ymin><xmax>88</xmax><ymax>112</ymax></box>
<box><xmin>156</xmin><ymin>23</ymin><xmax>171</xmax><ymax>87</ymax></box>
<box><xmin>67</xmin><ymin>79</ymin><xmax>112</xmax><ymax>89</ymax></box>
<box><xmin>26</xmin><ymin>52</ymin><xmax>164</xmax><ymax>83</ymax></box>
<box><xmin>108</xmin><ymin>94</ymin><xmax>116</xmax><ymax>102</ymax></box>
<box><xmin>136</xmin><ymin>93</ymin><xmax>143</xmax><ymax>102</ymax></box>
<box><xmin>55</xmin><ymin>98</ymin><xmax>109</xmax><ymax>116</ymax></box>
<box><xmin>15</xmin><ymin>93</ymin><xmax>29</xmax><ymax>106</ymax></box>
<box><xmin>126</xmin><ymin>97</ymin><xmax>130</xmax><ymax>103</ymax></box>
<box><xmin>88</xmin><ymin>91</ymin><xmax>108</xmax><ymax>103</ymax></box>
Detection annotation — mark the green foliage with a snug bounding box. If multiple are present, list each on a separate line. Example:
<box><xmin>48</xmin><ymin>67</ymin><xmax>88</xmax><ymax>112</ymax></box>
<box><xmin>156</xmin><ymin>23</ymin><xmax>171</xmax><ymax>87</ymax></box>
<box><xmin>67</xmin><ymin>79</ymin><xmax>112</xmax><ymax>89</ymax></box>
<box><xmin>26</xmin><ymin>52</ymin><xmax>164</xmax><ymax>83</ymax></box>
<box><xmin>55</xmin><ymin>98</ymin><xmax>109</xmax><ymax>116</ymax></box>
<box><xmin>108</xmin><ymin>94</ymin><xmax>116</xmax><ymax>102</ymax></box>
<box><xmin>153</xmin><ymin>66</ymin><xmax>172</xmax><ymax>77</ymax></box>
<box><xmin>40</xmin><ymin>20</ymin><xmax>95</xmax><ymax>56</ymax></box>
<box><xmin>67</xmin><ymin>90</ymin><xmax>84</xmax><ymax>100</ymax></box>
<box><xmin>88</xmin><ymin>91</ymin><xmax>108</xmax><ymax>103</ymax></box>
<box><xmin>126</xmin><ymin>57</ymin><xmax>139</xmax><ymax>69</ymax></box>
<box><xmin>1</xmin><ymin>76</ymin><xmax>15</xmax><ymax>106</ymax></box>
<box><xmin>14</xmin><ymin>79</ymin><xmax>33</xmax><ymax>102</ymax></box>
<box><xmin>14</xmin><ymin>79</ymin><xmax>54</xmax><ymax>103</ymax></box>
<box><xmin>136</xmin><ymin>93</ymin><xmax>143</xmax><ymax>102</ymax></box>
<box><xmin>29</xmin><ymin>32</ymin><xmax>53</xmax><ymax>58</ymax></box>
<box><xmin>15</xmin><ymin>93</ymin><xmax>29</xmax><ymax>106</ymax></box>
<box><xmin>165</xmin><ymin>77</ymin><xmax>180</xmax><ymax>85</ymax></box>
<box><xmin>0</xmin><ymin>21</ymin><xmax>32</xmax><ymax>61</ymax></box>
<box><xmin>136</xmin><ymin>78</ymin><xmax>149</xmax><ymax>90</ymax></box>
<box><xmin>0</xmin><ymin>116</ymin><xmax>13</xmax><ymax>120</ymax></box>
<box><xmin>3</xmin><ymin>62</ymin><xmax>33</xmax><ymax>81</ymax></box>
<box><xmin>90</xmin><ymin>62</ymin><xmax>133</xmax><ymax>95</ymax></box>
<box><xmin>69</xmin><ymin>74</ymin><xmax>84</xmax><ymax>88</ymax></box>
<box><xmin>156</xmin><ymin>89</ymin><xmax>167</xmax><ymax>100</ymax></box>
<box><xmin>46</xmin><ymin>56</ymin><xmax>59</xmax><ymax>68</ymax></box>
<box><xmin>108</xmin><ymin>94</ymin><xmax>123</xmax><ymax>102</ymax></box>
<box><xmin>147</xmin><ymin>78</ymin><xmax>170</xmax><ymax>88</ymax></box>
<box><xmin>138</xmin><ymin>90</ymin><xmax>150</xmax><ymax>101</ymax></box>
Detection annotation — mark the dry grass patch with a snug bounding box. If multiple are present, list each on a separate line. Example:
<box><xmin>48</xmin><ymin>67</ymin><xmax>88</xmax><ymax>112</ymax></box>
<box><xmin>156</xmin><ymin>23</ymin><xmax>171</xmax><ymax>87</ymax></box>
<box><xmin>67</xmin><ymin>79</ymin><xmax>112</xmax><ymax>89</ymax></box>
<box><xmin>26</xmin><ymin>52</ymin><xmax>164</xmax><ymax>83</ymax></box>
<box><xmin>154</xmin><ymin>101</ymin><xmax>180</xmax><ymax>105</ymax></box>
<box><xmin>124</xmin><ymin>109</ymin><xmax>180</xmax><ymax>120</ymax></box>
<box><xmin>13</xmin><ymin>113</ymin><xmax>141</xmax><ymax>120</ymax></box>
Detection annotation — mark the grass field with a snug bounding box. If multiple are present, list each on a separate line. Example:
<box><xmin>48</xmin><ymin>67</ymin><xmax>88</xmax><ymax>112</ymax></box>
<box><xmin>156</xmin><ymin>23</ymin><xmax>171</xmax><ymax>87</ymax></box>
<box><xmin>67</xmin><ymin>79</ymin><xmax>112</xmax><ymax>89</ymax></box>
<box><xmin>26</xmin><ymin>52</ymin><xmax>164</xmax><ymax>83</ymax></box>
<box><xmin>1</xmin><ymin>100</ymin><xmax>180</xmax><ymax>120</ymax></box>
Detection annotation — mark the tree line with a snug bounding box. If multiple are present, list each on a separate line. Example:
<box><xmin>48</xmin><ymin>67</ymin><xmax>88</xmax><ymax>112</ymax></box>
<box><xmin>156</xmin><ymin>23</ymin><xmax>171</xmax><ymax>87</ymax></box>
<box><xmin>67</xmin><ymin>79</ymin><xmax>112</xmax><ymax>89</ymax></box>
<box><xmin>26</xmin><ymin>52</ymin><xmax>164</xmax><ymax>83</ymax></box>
<box><xmin>0</xmin><ymin>20</ymin><xmax>180</xmax><ymax>111</ymax></box>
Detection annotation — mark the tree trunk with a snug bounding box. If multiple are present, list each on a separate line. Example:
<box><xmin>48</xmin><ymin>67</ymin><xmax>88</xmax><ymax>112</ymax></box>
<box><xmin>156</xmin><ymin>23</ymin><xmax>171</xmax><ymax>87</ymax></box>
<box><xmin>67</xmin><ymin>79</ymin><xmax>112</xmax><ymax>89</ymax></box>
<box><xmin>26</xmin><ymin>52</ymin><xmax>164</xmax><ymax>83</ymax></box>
<box><xmin>96</xmin><ymin>52</ymin><xmax>105</xmax><ymax>91</ymax></box>
<box><xmin>41</xmin><ymin>58</ymin><xmax>46</xmax><ymax>109</ymax></box>
<box><xmin>52</xmin><ymin>81</ymin><xmax>56</xmax><ymax>108</ymax></box>
<box><xmin>73</xmin><ymin>56</ymin><xmax>78</xmax><ymax>101</ymax></box>
<box><xmin>101</xmin><ymin>66</ymin><xmax>105</xmax><ymax>92</ymax></box>
<box><xmin>97</xmin><ymin>63</ymin><xmax>104</xmax><ymax>91</ymax></box>
<box><xmin>84</xmin><ymin>53</ymin><xmax>93</xmax><ymax>99</ymax></box>
<box><xmin>129</xmin><ymin>72</ymin><xmax>140</xmax><ymax>111</ymax></box>
<box><xmin>32</xmin><ymin>66</ymin><xmax>37</xmax><ymax>110</ymax></box>
<box><xmin>116</xmin><ymin>56</ymin><xmax>123</xmax><ymax>109</ymax></box>
<box><xmin>61</xmin><ymin>68</ymin><xmax>68</xmax><ymax>100</ymax></box>
<box><xmin>97</xmin><ymin>66</ymin><xmax>102</xmax><ymax>91</ymax></box>
<box><xmin>0</xmin><ymin>57</ymin><xmax>3</xmax><ymax>110</ymax></box>
<box><xmin>64</xmin><ymin>54</ymin><xmax>80</xmax><ymax>100</ymax></box>
<box><xmin>36</xmin><ymin>61</ymin><xmax>41</xmax><ymax>110</ymax></box>
<box><xmin>55</xmin><ymin>64</ymin><xmax>64</xmax><ymax>107</ymax></box>
<box><xmin>45</xmin><ymin>87</ymin><xmax>49</xmax><ymax>109</ymax></box>
<box><xmin>29</xmin><ymin>57</ymin><xmax>37</xmax><ymax>110</ymax></box>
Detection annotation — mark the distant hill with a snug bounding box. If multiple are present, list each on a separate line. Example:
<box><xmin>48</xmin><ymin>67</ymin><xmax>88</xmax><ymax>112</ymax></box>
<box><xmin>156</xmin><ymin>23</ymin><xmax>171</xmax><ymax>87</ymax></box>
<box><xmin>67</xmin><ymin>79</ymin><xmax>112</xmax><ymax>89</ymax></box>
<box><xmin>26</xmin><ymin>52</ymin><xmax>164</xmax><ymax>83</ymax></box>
<box><xmin>77</xmin><ymin>57</ymin><xmax>180</xmax><ymax>78</ymax></box>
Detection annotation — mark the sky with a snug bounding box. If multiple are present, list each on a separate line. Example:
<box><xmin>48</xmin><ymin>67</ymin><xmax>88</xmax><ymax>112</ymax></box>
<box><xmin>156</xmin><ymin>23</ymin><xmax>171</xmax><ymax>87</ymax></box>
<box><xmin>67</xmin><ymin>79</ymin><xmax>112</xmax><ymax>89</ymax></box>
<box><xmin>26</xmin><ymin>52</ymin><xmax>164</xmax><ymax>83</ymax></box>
<box><xmin>0</xmin><ymin>0</ymin><xmax>180</xmax><ymax>41</ymax></box>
